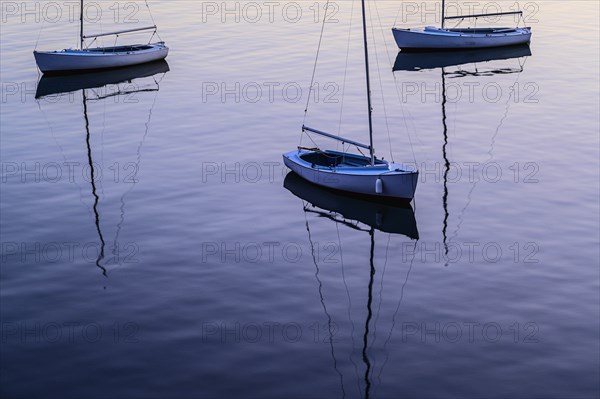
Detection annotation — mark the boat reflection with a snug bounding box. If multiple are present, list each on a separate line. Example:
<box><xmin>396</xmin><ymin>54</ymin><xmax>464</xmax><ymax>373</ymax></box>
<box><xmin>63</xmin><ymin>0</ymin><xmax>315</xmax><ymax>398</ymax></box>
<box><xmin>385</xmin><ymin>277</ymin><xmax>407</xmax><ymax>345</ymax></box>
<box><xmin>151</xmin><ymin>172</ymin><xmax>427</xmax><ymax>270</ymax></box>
<box><xmin>284</xmin><ymin>172</ymin><xmax>418</xmax><ymax>239</ymax></box>
<box><xmin>285</xmin><ymin>172</ymin><xmax>418</xmax><ymax>398</ymax></box>
<box><xmin>393</xmin><ymin>44</ymin><xmax>531</xmax><ymax>262</ymax></box>
<box><xmin>35</xmin><ymin>59</ymin><xmax>170</xmax><ymax>99</ymax></box>
<box><xmin>393</xmin><ymin>44</ymin><xmax>531</xmax><ymax>72</ymax></box>
<box><xmin>36</xmin><ymin>61</ymin><xmax>169</xmax><ymax>277</ymax></box>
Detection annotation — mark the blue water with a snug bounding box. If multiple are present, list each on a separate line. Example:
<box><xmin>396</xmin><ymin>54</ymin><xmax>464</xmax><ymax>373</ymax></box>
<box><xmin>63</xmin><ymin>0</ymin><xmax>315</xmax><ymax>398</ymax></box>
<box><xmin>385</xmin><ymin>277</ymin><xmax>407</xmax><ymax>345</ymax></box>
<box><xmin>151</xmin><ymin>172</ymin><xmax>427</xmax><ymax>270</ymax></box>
<box><xmin>1</xmin><ymin>1</ymin><xmax>599</xmax><ymax>398</ymax></box>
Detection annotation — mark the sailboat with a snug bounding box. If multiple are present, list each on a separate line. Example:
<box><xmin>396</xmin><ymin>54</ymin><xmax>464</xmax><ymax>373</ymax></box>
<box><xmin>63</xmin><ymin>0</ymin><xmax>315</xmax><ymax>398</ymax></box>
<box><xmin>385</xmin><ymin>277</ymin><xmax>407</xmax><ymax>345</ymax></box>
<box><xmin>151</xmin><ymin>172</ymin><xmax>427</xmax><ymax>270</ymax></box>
<box><xmin>34</xmin><ymin>0</ymin><xmax>168</xmax><ymax>74</ymax></box>
<box><xmin>392</xmin><ymin>0</ymin><xmax>531</xmax><ymax>50</ymax></box>
<box><xmin>283</xmin><ymin>0</ymin><xmax>418</xmax><ymax>201</ymax></box>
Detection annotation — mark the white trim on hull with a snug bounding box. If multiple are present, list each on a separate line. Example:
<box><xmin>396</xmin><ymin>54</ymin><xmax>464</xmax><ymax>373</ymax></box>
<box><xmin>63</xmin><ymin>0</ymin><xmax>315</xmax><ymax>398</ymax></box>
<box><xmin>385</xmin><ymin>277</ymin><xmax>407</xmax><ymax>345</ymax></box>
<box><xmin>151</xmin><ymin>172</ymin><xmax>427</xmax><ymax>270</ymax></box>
<box><xmin>34</xmin><ymin>42</ymin><xmax>169</xmax><ymax>73</ymax></box>
<box><xmin>283</xmin><ymin>150</ymin><xmax>418</xmax><ymax>201</ymax></box>
<box><xmin>392</xmin><ymin>27</ymin><xmax>531</xmax><ymax>50</ymax></box>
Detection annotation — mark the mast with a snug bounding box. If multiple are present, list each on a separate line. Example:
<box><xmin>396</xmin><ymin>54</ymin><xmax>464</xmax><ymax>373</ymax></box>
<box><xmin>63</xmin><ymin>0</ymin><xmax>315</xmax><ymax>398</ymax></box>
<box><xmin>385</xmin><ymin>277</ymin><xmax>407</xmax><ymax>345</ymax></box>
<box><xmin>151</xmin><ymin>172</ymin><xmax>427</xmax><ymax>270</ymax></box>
<box><xmin>441</xmin><ymin>0</ymin><xmax>445</xmax><ymax>29</ymax></box>
<box><xmin>360</xmin><ymin>0</ymin><xmax>375</xmax><ymax>166</ymax></box>
<box><xmin>80</xmin><ymin>0</ymin><xmax>84</xmax><ymax>50</ymax></box>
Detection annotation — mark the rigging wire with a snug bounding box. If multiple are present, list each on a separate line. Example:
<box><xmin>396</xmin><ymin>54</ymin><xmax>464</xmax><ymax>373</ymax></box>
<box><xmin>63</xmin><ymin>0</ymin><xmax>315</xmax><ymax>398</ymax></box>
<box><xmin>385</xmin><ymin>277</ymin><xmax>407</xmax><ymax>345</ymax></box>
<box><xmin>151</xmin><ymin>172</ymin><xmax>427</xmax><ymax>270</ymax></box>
<box><xmin>449</xmin><ymin>56</ymin><xmax>529</xmax><ymax>244</ymax></box>
<box><xmin>98</xmin><ymin>6</ymin><xmax>104</xmax><ymax>48</ymax></box>
<box><xmin>34</xmin><ymin>16</ymin><xmax>45</xmax><ymax>50</ymax></box>
<box><xmin>36</xmin><ymin>98</ymin><xmax>91</xmax><ymax>217</ymax></box>
<box><xmin>336</xmin><ymin>0</ymin><xmax>356</xmax><ymax>154</ymax></box>
<box><xmin>145</xmin><ymin>0</ymin><xmax>163</xmax><ymax>42</ymax></box>
<box><xmin>113</xmin><ymin>72</ymin><xmax>165</xmax><ymax>268</ymax></box>
<box><xmin>334</xmin><ymin>219</ymin><xmax>363</xmax><ymax>398</ymax></box>
<box><xmin>367</xmin><ymin>0</ymin><xmax>394</xmax><ymax>163</ymax></box>
<box><xmin>301</xmin><ymin>0</ymin><xmax>332</xmax><ymax>146</ymax></box>
<box><xmin>370</xmin><ymin>232</ymin><xmax>392</xmax><ymax>385</ymax></box>
<box><xmin>375</xmin><ymin>240</ymin><xmax>418</xmax><ymax>390</ymax></box>
<box><xmin>450</xmin><ymin>18</ymin><xmax>464</xmax><ymax>29</ymax></box>
<box><xmin>303</xmin><ymin>202</ymin><xmax>361</xmax><ymax>396</ymax></box>
<box><xmin>303</xmin><ymin>206</ymin><xmax>346</xmax><ymax>399</ymax></box>
<box><xmin>376</xmin><ymin>4</ymin><xmax>419</xmax><ymax>166</ymax></box>
<box><xmin>392</xmin><ymin>1</ymin><xmax>403</xmax><ymax>28</ymax></box>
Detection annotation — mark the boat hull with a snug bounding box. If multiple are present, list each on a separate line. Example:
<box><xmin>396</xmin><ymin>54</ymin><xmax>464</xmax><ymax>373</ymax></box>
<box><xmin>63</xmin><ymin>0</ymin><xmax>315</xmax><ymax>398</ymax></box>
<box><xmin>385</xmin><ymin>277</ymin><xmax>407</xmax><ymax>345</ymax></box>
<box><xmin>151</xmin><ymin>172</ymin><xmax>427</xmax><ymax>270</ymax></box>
<box><xmin>34</xmin><ymin>43</ymin><xmax>169</xmax><ymax>74</ymax></box>
<box><xmin>392</xmin><ymin>27</ymin><xmax>531</xmax><ymax>50</ymax></box>
<box><xmin>283</xmin><ymin>150</ymin><xmax>418</xmax><ymax>201</ymax></box>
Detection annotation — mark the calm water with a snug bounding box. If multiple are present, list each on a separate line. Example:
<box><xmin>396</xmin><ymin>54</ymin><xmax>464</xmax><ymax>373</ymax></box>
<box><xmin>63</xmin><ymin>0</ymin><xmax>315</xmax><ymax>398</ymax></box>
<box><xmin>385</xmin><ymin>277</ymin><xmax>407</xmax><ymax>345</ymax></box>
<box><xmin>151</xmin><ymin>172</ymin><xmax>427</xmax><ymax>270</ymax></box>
<box><xmin>1</xmin><ymin>1</ymin><xmax>599</xmax><ymax>398</ymax></box>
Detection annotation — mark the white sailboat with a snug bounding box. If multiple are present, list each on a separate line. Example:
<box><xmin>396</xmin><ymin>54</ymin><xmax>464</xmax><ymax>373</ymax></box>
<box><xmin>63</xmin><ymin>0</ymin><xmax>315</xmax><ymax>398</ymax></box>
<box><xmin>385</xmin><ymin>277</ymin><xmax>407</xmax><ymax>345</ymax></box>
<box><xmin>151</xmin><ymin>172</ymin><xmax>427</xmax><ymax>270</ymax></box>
<box><xmin>392</xmin><ymin>0</ymin><xmax>531</xmax><ymax>50</ymax></box>
<box><xmin>283</xmin><ymin>0</ymin><xmax>418</xmax><ymax>202</ymax></box>
<box><xmin>34</xmin><ymin>0</ymin><xmax>168</xmax><ymax>74</ymax></box>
